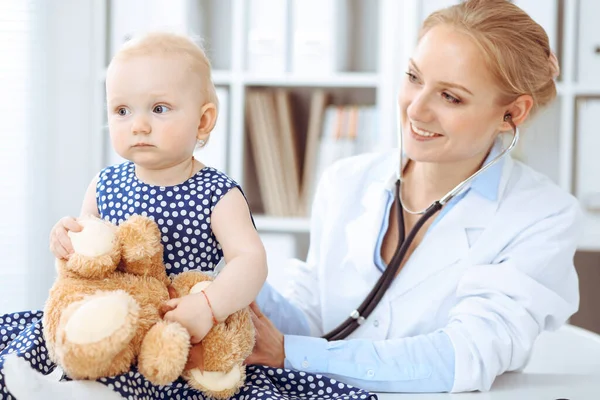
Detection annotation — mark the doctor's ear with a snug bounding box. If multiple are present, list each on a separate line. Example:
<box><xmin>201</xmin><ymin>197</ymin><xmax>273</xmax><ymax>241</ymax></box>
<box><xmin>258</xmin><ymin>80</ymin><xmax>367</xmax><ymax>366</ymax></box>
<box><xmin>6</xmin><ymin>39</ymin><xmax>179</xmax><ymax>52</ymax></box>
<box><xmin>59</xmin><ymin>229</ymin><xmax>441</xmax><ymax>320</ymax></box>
<box><xmin>498</xmin><ymin>94</ymin><xmax>533</xmax><ymax>131</ymax></box>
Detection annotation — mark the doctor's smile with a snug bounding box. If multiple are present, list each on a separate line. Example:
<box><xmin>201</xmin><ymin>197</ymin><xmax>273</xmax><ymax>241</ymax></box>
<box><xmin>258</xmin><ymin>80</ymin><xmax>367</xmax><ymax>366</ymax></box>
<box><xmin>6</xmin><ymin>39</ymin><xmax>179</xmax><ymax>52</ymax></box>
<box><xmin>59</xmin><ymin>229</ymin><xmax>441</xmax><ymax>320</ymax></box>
<box><xmin>409</xmin><ymin>123</ymin><xmax>443</xmax><ymax>141</ymax></box>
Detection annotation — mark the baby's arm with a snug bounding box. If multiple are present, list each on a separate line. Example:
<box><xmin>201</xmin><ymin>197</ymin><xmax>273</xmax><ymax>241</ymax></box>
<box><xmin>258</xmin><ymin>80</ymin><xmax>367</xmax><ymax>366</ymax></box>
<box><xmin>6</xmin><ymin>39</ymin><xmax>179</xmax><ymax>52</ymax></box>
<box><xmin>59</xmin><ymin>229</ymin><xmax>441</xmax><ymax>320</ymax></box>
<box><xmin>79</xmin><ymin>174</ymin><xmax>100</xmax><ymax>218</ymax></box>
<box><xmin>206</xmin><ymin>188</ymin><xmax>268</xmax><ymax>321</ymax></box>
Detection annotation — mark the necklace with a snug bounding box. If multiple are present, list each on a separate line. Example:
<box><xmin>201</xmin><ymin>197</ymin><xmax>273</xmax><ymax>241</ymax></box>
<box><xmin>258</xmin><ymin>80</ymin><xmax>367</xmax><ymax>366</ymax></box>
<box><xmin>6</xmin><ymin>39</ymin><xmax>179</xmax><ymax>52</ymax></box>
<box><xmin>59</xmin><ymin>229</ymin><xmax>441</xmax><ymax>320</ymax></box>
<box><xmin>398</xmin><ymin>181</ymin><xmax>429</xmax><ymax>215</ymax></box>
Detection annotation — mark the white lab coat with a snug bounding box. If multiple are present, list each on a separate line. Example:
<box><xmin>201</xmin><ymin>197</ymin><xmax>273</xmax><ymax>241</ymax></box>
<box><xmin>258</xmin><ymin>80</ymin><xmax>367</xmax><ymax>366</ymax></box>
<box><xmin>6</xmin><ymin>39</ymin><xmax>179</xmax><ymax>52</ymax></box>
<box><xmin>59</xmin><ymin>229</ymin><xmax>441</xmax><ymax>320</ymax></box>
<box><xmin>282</xmin><ymin>150</ymin><xmax>582</xmax><ymax>392</ymax></box>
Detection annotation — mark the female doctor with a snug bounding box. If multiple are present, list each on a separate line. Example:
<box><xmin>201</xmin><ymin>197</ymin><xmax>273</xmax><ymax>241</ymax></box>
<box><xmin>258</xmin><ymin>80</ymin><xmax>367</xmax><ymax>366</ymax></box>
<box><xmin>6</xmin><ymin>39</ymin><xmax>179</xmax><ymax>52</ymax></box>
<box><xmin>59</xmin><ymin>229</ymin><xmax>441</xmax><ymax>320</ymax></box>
<box><xmin>247</xmin><ymin>0</ymin><xmax>582</xmax><ymax>394</ymax></box>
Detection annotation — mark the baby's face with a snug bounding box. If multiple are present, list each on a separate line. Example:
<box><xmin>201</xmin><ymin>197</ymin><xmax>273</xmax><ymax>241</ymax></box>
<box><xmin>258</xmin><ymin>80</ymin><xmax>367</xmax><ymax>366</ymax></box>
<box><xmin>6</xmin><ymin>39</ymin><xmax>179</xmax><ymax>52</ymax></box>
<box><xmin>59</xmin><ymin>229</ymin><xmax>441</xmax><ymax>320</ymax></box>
<box><xmin>106</xmin><ymin>54</ymin><xmax>205</xmax><ymax>169</ymax></box>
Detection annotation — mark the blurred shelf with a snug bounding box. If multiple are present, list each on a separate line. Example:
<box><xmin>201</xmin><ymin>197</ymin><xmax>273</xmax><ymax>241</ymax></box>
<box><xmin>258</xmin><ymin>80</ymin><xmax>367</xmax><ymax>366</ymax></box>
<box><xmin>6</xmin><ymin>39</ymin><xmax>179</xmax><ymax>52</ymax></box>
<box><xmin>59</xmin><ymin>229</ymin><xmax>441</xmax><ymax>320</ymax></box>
<box><xmin>573</xmin><ymin>85</ymin><xmax>600</xmax><ymax>96</ymax></box>
<box><xmin>557</xmin><ymin>84</ymin><xmax>600</xmax><ymax>97</ymax></box>
<box><xmin>103</xmin><ymin>68</ymin><xmax>379</xmax><ymax>88</ymax></box>
<box><xmin>211</xmin><ymin>70</ymin><xmax>232</xmax><ymax>86</ymax></box>
<box><xmin>243</xmin><ymin>72</ymin><xmax>380</xmax><ymax>88</ymax></box>
<box><xmin>253</xmin><ymin>216</ymin><xmax>310</xmax><ymax>233</ymax></box>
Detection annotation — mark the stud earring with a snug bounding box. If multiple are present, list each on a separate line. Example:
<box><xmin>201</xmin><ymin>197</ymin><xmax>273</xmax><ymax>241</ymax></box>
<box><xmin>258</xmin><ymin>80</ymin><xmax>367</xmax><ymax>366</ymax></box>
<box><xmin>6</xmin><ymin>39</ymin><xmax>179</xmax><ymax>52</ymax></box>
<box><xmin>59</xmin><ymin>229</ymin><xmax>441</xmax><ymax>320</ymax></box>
<box><xmin>198</xmin><ymin>139</ymin><xmax>206</xmax><ymax>147</ymax></box>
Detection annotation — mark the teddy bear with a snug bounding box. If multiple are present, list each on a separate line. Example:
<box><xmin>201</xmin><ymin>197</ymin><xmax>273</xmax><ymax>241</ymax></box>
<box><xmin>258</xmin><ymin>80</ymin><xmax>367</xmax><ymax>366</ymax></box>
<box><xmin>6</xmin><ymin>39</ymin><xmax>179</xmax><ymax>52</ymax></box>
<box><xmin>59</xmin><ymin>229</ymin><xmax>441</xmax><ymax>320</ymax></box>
<box><xmin>42</xmin><ymin>215</ymin><xmax>255</xmax><ymax>399</ymax></box>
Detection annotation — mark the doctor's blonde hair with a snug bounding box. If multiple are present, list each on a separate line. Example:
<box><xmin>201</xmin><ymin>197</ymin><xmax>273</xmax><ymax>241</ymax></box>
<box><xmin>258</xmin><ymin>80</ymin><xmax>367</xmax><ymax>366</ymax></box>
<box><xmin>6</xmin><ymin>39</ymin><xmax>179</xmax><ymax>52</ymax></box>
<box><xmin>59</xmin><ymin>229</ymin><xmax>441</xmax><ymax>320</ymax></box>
<box><xmin>109</xmin><ymin>31</ymin><xmax>219</xmax><ymax>111</ymax></box>
<box><xmin>421</xmin><ymin>0</ymin><xmax>557</xmax><ymax>117</ymax></box>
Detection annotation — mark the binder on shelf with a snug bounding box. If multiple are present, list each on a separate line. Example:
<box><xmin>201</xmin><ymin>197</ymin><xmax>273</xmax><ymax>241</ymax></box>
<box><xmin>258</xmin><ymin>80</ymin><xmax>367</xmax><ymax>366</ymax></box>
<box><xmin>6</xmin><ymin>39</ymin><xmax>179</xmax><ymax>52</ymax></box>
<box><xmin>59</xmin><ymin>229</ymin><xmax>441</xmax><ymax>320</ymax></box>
<box><xmin>246</xmin><ymin>0</ymin><xmax>288</xmax><ymax>73</ymax></box>
<box><xmin>274</xmin><ymin>89</ymin><xmax>302</xmax><ymax>215</ymax></box>
<box><xmin>299</xmin><ymin>90</ymin><xmax>329</xmax><ymax>216</ymax></box>
<box><xmin>577</xmin><ymin>0</ymin><xmax>600</xmax><ymax>85</ymax></box>
<box><xmin>246</xmin><ymin>90</ymin><xmax>285</xmax><ymax>216</ymax></box>
<box><xmin>290</xmin><ymin>0</ymin><xmax>349</xmax><ymax>74</ymax></box>
<box><xmin>259</xmin><ymin>90</ymin><xmax>297</xmax><ymax>216</ymax></box>
<box><xmin>194</xmin><ymin>87</ymin><xmax>229</xmax><ymax>173</ymax></box>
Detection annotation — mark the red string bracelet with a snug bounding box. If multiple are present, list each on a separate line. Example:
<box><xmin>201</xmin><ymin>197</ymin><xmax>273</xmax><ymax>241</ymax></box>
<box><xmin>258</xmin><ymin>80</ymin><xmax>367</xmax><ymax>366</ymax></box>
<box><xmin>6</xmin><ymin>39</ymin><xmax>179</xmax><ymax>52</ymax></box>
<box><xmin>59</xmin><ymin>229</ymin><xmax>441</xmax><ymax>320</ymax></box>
<box><xmin>200</xmin><ymin>289</ymin><xmax>219</xmax><ymax>326</ymax></box>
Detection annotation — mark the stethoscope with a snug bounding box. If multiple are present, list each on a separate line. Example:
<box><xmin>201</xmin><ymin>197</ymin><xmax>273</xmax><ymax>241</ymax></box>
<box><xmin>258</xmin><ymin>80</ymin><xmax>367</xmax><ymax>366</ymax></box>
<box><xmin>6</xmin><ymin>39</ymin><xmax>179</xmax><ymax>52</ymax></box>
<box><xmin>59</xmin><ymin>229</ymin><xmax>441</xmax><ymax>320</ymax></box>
<box><xmin>322</xmin><ymin>113</ymin><xmax>520</xmax><ymax>341</ymax></box>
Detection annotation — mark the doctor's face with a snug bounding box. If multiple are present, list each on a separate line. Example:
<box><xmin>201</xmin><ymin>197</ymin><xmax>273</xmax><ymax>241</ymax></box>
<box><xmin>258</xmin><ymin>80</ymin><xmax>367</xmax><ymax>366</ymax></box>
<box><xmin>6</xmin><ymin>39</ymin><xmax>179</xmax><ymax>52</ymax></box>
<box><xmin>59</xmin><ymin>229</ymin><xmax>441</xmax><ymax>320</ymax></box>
<box><xmin>398</xmin><ymin>24</ymin><xmax>509</xmax><ymax>164</ymax></box>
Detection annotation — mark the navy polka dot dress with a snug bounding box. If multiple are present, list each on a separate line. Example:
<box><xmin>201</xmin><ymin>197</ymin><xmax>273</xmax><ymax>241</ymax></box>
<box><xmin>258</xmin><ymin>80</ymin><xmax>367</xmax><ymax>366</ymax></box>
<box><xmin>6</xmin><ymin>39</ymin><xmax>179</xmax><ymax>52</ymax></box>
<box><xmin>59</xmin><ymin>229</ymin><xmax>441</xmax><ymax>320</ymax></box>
<box><xmin>0</xmin><ymin>314</ymin><xmax>377</xmax><ymax>400</ymax></box>
<box><xmin>0</xmin><ymin>163</ymin><xmax>378</xmax><ymax>399</ymax></box>
<box><xmin>96</xmin><ymin>161</ymin><xmax>238</xmax><ymax>276</ymax></box>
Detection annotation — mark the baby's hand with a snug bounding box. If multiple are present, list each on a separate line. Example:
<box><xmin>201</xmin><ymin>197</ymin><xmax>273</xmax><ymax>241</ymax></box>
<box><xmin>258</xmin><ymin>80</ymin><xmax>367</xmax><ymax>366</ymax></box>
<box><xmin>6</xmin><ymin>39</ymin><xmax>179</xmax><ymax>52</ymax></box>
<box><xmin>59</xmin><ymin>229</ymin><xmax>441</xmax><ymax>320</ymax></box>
<box><xmin>49</xmin><ymin>216</ymin><xmax>83</xmax><ymax>260</ymax></box>
<box><xmin>163</xmin><ymin>293</ymin><xmax>215</xmax><ymax>343</ymax></box>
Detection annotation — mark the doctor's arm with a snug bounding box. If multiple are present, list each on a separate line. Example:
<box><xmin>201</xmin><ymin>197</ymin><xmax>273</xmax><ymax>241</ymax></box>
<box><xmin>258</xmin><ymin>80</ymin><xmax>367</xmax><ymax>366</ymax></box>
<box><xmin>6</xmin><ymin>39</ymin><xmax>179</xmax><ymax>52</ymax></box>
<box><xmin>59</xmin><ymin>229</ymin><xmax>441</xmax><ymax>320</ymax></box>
<box><xmin>249</xmin><ymin>200</ymin><xmax>581</xmax><ymax>393</ymax></box>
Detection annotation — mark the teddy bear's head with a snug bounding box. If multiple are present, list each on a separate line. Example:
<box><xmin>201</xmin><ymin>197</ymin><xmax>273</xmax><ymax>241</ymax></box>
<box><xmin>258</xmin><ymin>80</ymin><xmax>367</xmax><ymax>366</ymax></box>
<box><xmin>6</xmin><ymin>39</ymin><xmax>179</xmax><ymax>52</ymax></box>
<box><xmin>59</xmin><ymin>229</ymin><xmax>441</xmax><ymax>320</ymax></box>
<box><xmin>57</xmin><ymin>217</ymin><xmax>121</xmax><ymax>279</ymax></box>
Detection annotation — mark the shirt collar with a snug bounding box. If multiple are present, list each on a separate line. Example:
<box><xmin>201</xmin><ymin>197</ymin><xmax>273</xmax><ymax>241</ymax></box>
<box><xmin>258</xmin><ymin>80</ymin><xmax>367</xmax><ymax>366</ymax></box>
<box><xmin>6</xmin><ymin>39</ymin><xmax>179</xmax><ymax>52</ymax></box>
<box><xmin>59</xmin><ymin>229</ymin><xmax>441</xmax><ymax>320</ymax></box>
<box><xmin>389</xmin><ymin>136</ymin><xmax>506</xmax><ymax>202</ymax></box>
<box><xmin>469</xmin><ymin>137</ymin><xmax>505</xmax><ymax>201</ymax></box>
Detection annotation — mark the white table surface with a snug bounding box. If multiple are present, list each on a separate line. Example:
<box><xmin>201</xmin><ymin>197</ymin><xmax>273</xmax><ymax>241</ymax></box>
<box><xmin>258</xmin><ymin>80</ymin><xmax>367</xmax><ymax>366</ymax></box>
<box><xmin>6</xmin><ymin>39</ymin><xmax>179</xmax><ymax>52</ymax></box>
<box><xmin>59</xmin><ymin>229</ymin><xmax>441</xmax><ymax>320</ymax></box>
<box><xmin>375</xmin><ymin>372</ymin><xmax>600</xmax><ymax>399</ymax></box>
<box><xmin>376</xmin><ymin>324</ymin><xmax>600</xmax><ymax>399</ymax></box>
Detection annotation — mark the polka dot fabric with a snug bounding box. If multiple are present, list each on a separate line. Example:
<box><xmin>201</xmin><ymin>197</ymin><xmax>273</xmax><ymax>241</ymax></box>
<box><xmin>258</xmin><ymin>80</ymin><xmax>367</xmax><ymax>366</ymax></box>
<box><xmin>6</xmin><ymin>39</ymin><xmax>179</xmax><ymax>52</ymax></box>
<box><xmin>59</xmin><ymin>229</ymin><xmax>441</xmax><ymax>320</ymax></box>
<box><xmin>0</xmin><ymin>311</ymin><xmax>55</xmax><ymax>400</ymax></box>
<box><xmin>0</xmin><ymin>311</ymin><xmax>378</xmax><ymax>399</ymax></box>
<box><xmin>96</xmin><ymin>162</ymin><xmax>239</xmax><ymax>277</ymax></box>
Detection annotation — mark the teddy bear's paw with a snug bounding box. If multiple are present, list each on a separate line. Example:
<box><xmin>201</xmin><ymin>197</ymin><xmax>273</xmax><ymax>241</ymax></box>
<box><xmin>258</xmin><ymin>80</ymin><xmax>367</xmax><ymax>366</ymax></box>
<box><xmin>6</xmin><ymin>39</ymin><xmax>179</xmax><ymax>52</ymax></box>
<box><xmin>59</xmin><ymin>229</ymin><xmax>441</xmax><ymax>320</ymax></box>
<box><xmin>186</xmin><ymin>364</ymin><xmax>246</xmax><ymax>400</ymax></box>
<box><xmin>55</xmin><ymin>290</ymin><xmax>140</xmax><ymax>379</ymax></box>
<box><xmin>65</xmin><ymin>219</ymin><xmax>120</xmax><ymax>279</ymax></box>
<box><xmin>117</xmin><ymin>216</ymin><xmax>169</xmax><ymax>283</ymax></box>
<box><xmin>138</xmin><ymin>321</ymin><xmax>191</xmax><ymax>385</ymax></box>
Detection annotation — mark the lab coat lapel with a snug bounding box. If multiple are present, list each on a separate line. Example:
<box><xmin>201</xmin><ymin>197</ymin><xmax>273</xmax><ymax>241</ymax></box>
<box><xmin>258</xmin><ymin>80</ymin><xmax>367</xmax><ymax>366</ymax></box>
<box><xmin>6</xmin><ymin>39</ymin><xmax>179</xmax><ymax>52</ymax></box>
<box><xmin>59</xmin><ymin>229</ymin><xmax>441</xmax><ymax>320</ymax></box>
<box><xmin>343</xmin><ymin>177</ymin><xmax>394</xmax><ymax>283</ymax></box>
<box><xmin>388</xmin><ymin>179</ymin><xmax>505</xmax><ymax>301</ymax></box>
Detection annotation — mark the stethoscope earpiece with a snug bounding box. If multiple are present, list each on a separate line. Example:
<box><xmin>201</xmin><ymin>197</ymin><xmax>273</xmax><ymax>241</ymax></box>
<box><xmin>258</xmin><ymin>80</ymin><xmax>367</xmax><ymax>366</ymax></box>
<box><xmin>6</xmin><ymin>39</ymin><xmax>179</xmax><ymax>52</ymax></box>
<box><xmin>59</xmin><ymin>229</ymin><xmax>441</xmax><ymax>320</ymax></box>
<box><xmin>504</xmin><ymin>113</ymin><xmax>512</xmax><ymax>122</ymax></box>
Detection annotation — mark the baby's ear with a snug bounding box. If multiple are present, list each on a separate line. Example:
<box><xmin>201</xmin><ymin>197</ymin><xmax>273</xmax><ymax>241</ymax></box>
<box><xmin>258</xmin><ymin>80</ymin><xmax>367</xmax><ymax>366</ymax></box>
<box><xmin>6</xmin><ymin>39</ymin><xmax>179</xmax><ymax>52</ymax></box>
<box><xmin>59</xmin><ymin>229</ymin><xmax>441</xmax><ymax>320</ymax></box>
<box><xmin>197</xmin><ymin>103</ymin><xmax>217</xmax><ymax>141</ymax></box>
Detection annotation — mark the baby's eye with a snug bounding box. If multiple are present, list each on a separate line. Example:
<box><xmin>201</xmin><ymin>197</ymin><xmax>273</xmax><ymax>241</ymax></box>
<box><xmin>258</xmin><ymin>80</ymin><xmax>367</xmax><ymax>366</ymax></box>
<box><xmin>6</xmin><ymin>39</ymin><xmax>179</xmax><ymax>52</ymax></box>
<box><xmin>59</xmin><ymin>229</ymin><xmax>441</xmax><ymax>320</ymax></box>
<box><xmin>153</xmin><ymin>105</ymin><xmax>171</xmax><ymax>114</ymax></box>
<box><xmin>117</xmin><ymin>107</ymin><xmax>130</xmax><ymax>116</ymax></box>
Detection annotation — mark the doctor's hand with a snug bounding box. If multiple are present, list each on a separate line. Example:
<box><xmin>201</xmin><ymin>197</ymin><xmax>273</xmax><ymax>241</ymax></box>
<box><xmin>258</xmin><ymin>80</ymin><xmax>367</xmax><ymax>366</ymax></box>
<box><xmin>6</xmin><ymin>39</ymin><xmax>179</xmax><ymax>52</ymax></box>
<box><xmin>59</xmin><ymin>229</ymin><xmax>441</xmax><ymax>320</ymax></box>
<box><xmin>244</xmin><ymin>302</ymin><xmax>285</xmax><ymax>368</ymax></box>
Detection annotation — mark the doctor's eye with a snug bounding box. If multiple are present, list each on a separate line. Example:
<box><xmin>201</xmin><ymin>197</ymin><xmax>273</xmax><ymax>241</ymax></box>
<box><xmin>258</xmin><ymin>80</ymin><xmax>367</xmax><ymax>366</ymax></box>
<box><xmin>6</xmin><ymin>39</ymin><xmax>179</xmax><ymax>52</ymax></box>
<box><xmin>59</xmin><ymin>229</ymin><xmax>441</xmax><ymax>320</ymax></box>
<box><xmin>153</xmin><ymin>105</ymin><xmax>171</xmax><ymax>114</ymax></box>
<box><xmin>116</xmin><ymin>107</ymin><xmax>130</xmax><ymax>116</ymax></box>
<box><xmin>405</xmin><ymin>71</ymin><xmax>419</xmax><ymax>84</ymax></box>
<box><xmin>442</xmin><ymin>92</ymin><xmax>461</xmax><ymax>105</ymax></box>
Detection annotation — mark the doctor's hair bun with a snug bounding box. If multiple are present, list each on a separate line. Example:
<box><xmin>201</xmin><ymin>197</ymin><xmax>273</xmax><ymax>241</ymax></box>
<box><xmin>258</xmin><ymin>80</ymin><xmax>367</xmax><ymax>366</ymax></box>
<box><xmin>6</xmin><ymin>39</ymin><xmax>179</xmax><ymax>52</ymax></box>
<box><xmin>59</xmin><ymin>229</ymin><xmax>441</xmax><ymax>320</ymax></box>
<box><xmin>420</xmin><ymin>0</ymin><xmax>557</xmax><ymax>117</ymax></box>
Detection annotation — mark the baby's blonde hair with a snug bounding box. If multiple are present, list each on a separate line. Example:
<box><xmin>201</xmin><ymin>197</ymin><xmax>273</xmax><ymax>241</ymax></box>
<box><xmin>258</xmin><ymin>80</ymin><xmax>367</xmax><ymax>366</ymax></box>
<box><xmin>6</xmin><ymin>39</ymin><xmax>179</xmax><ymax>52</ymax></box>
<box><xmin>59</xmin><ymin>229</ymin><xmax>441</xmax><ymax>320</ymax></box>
<box><xmin>110</xmin><ymin>31</ymin><xmax>219</xmax><ymax>110</ymax></box>
<box><xmin>421</xmin><ymin>0</ymin><xmax>557</xmax><ymax>117</ymax></box>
